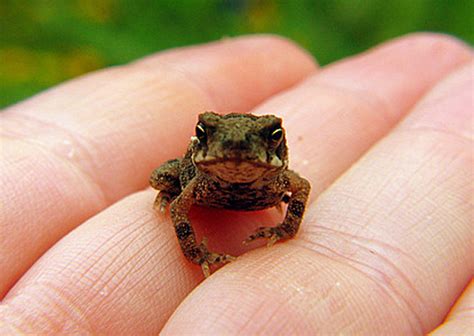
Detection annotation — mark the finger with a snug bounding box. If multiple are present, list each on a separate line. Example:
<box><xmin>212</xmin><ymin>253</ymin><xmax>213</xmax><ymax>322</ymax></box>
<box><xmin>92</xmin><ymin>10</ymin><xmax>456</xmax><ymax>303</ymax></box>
<box><xmin>431</xmin><ymin>280</ymin><xmax>474</xmax><ymax>335</ymax></box>
<box><xmin>1</xmin><ymin>191</ymin><xmax>189</xmax><ymax>334</ymax></box>
<box><xmin>255</xmin><ymin>33</ymin><xmax>472</xmax><ymax>195</ymax></box>
<box><xmin>161</xmin><ymin>61</ymin><xmax>473</xmax><ymax>333</ymax></box>
<box><xmin>0</xmin><ymin>35</ymin><xmax>317</xmax><ymax>297</ymax></box>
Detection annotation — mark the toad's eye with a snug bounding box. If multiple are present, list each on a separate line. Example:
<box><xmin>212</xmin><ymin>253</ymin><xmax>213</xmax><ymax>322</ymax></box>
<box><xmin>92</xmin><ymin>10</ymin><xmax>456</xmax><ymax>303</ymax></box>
<box><xmin>195</xmin><ymin>123</ymin><xmax>207</xmax><ymax>142</ymax></box>
<box><xmin>270</xmin><ymin>128</ymin><xmax>283</xmax><ymax>143</ymax></box>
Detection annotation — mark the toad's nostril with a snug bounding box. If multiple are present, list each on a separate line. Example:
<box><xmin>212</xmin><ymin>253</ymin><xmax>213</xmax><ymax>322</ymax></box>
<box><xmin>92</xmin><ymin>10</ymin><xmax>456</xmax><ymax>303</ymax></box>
<box><xmin>223</xmin><ymin>139</ymin><xmax>250</xmax><ymax>150</ymax></box>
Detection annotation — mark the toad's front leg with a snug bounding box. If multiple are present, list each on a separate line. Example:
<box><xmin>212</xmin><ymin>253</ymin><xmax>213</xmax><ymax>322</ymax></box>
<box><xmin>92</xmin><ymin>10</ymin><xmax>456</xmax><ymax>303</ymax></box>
<box><xmin>170</xmin><ymin>178</ymin><xmax>235</xmax><ymax>277</ymax></box>
<box><xmin>245</xmin><ymin>170</ymin><xmax>310</xmax><ymax>246</ymax></box>
<box><xmin>150</xmin><ymin>159</ymin><xmax>181</xmax><ymax>212</ymax></box>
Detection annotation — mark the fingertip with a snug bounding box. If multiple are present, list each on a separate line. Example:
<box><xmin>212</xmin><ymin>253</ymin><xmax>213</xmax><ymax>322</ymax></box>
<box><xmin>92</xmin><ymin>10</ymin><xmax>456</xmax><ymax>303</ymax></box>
<box><xmin>226</xmin><ymin>33</ymin><xmax>318</xmax><ymax>68</ymax></box>
<box><xmin>135</xmin><ymin>34</ymin><xmax>318</xmax><ymax>112</ymax></box>
<box><xmin>389</xmin><ymin>32</ymin><xmax>473</xmax><ymax>57</ymax></box>
<box><xmin>139</xmin><ymin>33</ymin><xmax>318</xmax><ymax>71</ymax></box>
<box><xmin>310</xmin><ymin>32</ymin><xmax>472</xmax><ymax>123</ymax></box>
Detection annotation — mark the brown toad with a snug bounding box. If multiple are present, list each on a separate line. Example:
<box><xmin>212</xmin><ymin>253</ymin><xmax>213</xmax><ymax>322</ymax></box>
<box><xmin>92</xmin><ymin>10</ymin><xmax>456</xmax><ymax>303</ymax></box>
<box><xmin>150</xmin><ymin>112</ymin><xmax>310</xmax><ymax>277</ymax></box>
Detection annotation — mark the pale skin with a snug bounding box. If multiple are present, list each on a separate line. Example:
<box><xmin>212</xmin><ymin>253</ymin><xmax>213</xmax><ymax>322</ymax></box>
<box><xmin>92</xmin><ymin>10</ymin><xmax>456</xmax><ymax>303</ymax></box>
<box><xmin>0</xmin><ymin>34</ymin><xmax>472</xmax><ymax>334</ymax></box>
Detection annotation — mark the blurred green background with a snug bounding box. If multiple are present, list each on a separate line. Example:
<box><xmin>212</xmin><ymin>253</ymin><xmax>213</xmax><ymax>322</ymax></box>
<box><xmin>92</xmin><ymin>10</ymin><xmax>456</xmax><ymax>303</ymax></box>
<box><xmin>1</xmin><ymin>0</ymin><xmax>472</xmax><ymax>108</ymax></box>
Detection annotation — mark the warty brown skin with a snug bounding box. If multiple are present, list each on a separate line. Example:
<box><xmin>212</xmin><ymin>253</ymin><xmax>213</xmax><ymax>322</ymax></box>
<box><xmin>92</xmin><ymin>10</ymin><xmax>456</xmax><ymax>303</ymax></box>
<box><xmin>150</xmin><ymin>112</ymin><xmax>310</xmax><ymax>277</ymax></box>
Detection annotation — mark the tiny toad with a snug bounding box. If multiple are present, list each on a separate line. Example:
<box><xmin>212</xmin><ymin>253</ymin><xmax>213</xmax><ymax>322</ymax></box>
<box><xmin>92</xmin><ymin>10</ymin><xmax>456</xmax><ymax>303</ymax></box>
<box><xmin>150</xmin><ymin>112</ymin><xmax>310</xmax><ymax>277</ymax></box>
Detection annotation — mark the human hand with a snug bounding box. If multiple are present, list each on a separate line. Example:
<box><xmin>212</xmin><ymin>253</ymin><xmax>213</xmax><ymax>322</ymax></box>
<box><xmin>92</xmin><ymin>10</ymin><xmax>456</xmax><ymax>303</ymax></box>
<box><xmin>1</xmin><ymin>34</ymin><xmax>472</xmax><ymax>334</ymax></box>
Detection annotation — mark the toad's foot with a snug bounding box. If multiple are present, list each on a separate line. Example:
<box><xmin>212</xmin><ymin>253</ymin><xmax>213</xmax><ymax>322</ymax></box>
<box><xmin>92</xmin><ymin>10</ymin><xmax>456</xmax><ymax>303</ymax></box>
<box><xmin>198</xmin><ymin>237</ymin><xmax>236</xmax><ymax>278</ymax></box>
<box><xmin>153</xmin><ymin>191</ymin><xmax>172</xmax><ymax>213</ymax></box>
<box><xmin>243</xmin><ymin>226</ymin><xmax>286</xmax><ymax>247</ymax></box>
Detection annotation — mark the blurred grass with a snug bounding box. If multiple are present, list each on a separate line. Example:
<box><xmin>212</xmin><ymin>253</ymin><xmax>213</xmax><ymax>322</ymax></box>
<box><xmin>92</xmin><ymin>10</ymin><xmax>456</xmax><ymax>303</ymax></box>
<box><xmin>1</xmin><ymin>0</ymin><xmax>472</xmax><ymax>108</ymax></box>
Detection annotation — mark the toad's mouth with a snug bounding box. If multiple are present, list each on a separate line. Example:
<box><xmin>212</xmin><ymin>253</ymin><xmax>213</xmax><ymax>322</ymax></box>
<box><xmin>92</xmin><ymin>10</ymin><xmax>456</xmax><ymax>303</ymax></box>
<box><xmin>194</xmin><ymin>156</ymin><xmax>282</xmax><ymax>183</ymax></box>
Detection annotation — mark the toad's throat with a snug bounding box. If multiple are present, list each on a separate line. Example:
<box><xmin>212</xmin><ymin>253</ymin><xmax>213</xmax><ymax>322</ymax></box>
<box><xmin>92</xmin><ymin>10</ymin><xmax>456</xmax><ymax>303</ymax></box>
<box><xmin>194</xmin><ymin>156</ymin><xmax>283</xmax><ymax>183</ymax></box>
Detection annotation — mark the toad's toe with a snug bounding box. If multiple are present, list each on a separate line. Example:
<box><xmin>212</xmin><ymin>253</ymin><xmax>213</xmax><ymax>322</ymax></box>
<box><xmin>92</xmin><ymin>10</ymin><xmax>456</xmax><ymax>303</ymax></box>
<box><xmin>198</xmin><ymin>238</ymin><xmax>236</xmax><ymax>278</ymax></box>
<box><xmin>243</xmin><ymin>226</ymin><xmax>284</xmax><ymax>247</ymax></box>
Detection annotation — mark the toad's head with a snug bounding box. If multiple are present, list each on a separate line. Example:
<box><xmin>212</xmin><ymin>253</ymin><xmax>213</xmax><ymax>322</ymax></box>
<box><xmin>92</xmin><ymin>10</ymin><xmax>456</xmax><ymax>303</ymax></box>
<box><xmin>192</xmin><ymin>112</ymin><xmax>288</xmax><ymax>184</ymax></box>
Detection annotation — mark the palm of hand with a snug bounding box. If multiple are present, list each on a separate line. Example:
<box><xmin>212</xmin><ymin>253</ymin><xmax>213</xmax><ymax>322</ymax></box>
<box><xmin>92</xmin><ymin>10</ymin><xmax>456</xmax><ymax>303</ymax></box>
<box><xmin>0</xmin><ymin>34</ymin><xmax>472</xmax><ymax>335</ymax></box>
